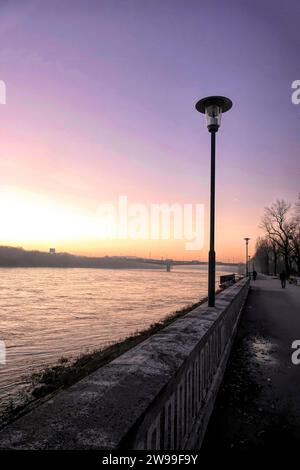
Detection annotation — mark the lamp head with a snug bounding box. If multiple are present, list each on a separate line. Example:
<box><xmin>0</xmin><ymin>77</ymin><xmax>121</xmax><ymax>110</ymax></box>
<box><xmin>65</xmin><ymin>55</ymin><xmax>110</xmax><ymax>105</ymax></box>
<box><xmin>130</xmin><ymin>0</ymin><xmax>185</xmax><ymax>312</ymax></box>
<box><xmin>195</xmin><ymin>96</ymin><xmax>232</xmax><ymax>132</ymax></box>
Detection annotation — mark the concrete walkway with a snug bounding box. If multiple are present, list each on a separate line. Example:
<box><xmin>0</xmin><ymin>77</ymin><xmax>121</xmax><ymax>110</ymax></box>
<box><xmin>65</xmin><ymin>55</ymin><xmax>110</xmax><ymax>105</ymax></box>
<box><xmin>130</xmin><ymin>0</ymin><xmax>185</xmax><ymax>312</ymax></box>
<box><xmin>202</xmin><ymin>275</ymin><xmax>300</xmax><ymax>450</ymax></box>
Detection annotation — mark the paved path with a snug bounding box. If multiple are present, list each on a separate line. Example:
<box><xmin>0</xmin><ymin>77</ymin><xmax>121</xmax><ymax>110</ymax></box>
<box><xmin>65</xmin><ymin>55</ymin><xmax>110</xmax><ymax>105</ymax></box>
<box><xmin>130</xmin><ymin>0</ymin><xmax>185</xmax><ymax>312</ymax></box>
<box><xmin>202</xmin><ymin>275</ymin><xmax>300</xmax><ymax>450</ymax></box>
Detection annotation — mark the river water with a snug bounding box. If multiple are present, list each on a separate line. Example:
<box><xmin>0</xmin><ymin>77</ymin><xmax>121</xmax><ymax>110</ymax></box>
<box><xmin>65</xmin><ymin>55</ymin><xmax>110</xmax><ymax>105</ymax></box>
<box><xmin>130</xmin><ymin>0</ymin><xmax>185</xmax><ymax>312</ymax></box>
<box><xmin>0</xmin><ymin>265</ymin><xmax>237</xmax><ymax>411</ymax></box>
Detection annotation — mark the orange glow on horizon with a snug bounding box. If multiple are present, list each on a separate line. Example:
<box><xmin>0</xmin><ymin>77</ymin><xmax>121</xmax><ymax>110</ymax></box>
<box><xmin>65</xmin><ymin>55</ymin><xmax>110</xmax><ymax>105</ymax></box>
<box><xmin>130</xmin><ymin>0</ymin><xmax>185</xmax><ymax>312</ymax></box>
<box><xmin>0</xmin><ymin>186</ymin><xmax>258</xmax><ymax>263</ymax></box>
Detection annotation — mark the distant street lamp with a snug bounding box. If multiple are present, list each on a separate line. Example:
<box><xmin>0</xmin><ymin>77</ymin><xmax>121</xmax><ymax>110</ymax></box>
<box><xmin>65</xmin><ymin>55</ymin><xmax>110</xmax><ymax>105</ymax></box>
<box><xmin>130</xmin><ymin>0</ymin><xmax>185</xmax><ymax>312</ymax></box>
<box><xmin>196</xmin><ymin>96</ymin><xmax>233</xmax><ymax>307</ymax></box>
<box><xmin>244</xmin><ymin>238</ymin><xmax>250</xmax><ymax>276</ymax></box>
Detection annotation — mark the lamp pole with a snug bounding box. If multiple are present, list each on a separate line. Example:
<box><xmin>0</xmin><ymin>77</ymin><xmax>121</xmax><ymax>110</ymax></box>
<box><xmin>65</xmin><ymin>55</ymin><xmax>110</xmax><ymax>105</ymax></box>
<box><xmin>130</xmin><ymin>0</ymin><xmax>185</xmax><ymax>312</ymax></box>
<box><xmin>208</xmin><ymin>129</ymin><xmax>216</xmax><ymax>307</ymax></box>
<box><xmin>196</xmin><ymin>96</ymin><xmax>233</xmax><ymax>307</ymax></box>
<box><xmin>244</xmin><ymin>238</ymin><xmax>250</xmax><ymax>277</ymax></box>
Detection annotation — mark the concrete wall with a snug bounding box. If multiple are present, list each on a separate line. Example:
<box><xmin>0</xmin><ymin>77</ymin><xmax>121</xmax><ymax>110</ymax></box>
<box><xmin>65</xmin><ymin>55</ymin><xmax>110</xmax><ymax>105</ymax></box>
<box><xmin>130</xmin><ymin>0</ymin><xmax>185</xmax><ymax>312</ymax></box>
<box><xmin>0</xmin><ymin>278</ymin><xmax>249</xmax><ymax>450</ymax></box>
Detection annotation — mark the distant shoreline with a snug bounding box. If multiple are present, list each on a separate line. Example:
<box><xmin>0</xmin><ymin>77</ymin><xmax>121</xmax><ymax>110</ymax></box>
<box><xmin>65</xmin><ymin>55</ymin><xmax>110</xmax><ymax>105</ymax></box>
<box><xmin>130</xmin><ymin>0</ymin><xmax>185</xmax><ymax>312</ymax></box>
<box><xmin>0</xmin><ymin>246</ymin><xmax>243</xmax><ymax>269</ymax></box>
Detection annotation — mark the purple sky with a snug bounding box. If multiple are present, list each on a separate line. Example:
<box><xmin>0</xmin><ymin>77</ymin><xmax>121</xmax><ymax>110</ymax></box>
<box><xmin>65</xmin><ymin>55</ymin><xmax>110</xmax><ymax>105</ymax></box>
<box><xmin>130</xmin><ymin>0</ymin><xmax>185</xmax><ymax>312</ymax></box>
<box><xmin>0</xmin><ymin>0</ymin><xmax>299</xmax><ymax>260</ymax></box>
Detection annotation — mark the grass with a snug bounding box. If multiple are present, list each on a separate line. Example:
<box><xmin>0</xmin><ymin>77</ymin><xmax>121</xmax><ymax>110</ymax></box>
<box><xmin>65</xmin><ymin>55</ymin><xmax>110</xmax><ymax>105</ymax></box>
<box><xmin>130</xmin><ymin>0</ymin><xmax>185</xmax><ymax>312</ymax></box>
<box><xmin>0</xmin><ymin>295</ymin><xmax>212</xmax><ymax>428</ymax></box>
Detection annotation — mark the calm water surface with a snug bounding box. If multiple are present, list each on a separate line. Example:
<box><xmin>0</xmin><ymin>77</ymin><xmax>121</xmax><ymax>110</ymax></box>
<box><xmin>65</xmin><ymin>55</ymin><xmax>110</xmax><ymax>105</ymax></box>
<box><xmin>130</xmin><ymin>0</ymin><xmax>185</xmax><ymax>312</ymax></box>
<box><xmin>0</xmin><ymin>266</ymin><xmax>237</xmax><ymax>410</ymax></box>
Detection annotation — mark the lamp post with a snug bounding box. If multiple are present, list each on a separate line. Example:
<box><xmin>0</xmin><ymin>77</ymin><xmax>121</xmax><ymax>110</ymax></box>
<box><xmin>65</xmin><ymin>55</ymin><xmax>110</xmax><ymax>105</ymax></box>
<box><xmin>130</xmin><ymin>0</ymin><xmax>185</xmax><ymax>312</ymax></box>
<box><xmin>244</xmin><ymin>238</ymin><xmax>250</xmax><ymax>276</ymax></box>
<box><xmin>195</xmin><ymin>96</ymin><xmax>233</xmax><ymax>307</ymax></box>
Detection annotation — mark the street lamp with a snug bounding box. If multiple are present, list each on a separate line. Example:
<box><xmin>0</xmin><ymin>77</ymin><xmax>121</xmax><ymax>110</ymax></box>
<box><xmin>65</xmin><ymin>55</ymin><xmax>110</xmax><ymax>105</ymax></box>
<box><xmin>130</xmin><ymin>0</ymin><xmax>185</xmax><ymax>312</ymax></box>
<box><xmin>195</xmin><ymin>96</ymin><xmax>233</xmax><ymax>307</ymax></box>
<box><xmin>244</xmin><ymin>238</ymin><xmax>250</xmax><ymax>277</ymax></box>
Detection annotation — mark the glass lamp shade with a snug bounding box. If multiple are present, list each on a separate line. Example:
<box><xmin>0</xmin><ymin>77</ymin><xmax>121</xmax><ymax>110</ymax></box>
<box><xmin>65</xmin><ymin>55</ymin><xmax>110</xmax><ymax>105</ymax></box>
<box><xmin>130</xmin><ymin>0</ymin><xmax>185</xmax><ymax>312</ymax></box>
<box><xmin>205</xmin><ymin>104</ymin><xmax>222</xmax><ymax>131</ymax></box>
<box><xmin>195</xmin><ymin>96</ymin><xmax>232</xmax><ymax>132</ymax></box>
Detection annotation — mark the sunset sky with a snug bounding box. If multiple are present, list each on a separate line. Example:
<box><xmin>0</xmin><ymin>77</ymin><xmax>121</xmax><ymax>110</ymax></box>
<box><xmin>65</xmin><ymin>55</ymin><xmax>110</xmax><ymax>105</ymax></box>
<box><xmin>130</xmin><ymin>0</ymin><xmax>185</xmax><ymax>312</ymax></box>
<box><xmin>0</xmin><ymin>0</ymin><xmax>299</xmax><ymax>261</ymax></box>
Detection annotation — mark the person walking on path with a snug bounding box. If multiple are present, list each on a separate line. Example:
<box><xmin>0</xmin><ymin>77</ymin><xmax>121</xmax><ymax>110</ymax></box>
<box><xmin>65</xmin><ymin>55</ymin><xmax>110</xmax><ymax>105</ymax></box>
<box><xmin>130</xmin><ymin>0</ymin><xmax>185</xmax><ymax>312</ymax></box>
<box><xmin>280</xmin><ymin>270</ymin><xmax>287</xmax><ymax>289</ymax></box>
<box><xmin>253</xmin><ymin>270</ymin><xmax>257</xmax><ymax>281</ymax></box>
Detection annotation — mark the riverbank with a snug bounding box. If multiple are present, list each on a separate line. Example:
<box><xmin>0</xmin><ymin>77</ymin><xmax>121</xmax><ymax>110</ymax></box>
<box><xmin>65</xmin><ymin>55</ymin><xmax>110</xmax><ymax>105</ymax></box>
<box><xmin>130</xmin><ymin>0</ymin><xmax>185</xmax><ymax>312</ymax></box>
<box><xmin>0</xmin><ymin>279</ymin><xmax>249</xmax><ymax>450</ymax></box>
<box><xmin>1</xmin><ymin>295</ymin><xmax>210</xmax><ymax>429</ymax></box>
<box><xmin>1</xmin><ymin>266</ymin><xmax>238</xmax><ymax>420</ymax></box>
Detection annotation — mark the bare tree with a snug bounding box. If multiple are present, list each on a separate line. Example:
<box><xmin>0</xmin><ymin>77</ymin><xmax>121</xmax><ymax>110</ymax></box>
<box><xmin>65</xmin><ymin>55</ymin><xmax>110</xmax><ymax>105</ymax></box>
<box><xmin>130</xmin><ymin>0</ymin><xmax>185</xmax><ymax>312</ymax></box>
<box><xmin>290</xmin><ymin>229</ymin><xmax>300</xmax><ymax>275</ymax></box>
<box><xmin>294</xmin><ymin>193</ymin><xmax>300</xmax><ymax>222</ymax></box>
<box><xmin>260</xmin><ymin>200</ymin><xmax>295</xmax><ymax>276</ymax></box>
<box><xmin>290</xmin><ymin>195</ymin><xmax>300</xmax><ymax>275</ymax></box>
<box><xmin>270</xmin><ymin>238</ymin><xmax>280</xmax><ymax>276</ymax></box>
<box><xmin>254</xmin><ymin>237</ymin><xmax>272</xmax><ymax>274</ymax></box>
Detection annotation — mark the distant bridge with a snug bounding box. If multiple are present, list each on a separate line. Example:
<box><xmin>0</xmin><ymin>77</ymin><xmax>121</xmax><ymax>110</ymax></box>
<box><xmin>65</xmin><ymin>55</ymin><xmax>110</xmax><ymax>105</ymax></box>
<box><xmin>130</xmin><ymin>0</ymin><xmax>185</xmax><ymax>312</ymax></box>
<box><xmin>138</xmin><ymin>258</ymin><xmax>242</xmax><ymax>272</ymax></box>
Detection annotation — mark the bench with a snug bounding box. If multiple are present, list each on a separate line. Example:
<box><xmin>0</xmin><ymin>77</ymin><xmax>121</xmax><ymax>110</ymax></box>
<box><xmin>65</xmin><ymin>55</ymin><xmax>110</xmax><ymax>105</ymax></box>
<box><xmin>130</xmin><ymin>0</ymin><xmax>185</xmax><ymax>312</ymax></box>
<box><xmin>219</xmin><ymin>273</ymin><xmax>236</xmax><ymax>288</ymax></box>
